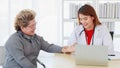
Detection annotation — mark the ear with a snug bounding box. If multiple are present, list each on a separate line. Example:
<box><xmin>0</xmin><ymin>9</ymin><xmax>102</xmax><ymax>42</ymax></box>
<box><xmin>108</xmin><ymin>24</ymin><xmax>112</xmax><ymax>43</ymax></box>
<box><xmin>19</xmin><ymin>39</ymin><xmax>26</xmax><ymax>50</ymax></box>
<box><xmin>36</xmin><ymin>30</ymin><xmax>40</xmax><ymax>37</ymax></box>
<box><xmin>92</xmin><ymin>16</ymin><xmax>94</xmax><ymax>20</ymax></box>
<box><xmin>20</xmin><ymin>26</ymin><xmax>24</xmax><ymax>31</ymax></box>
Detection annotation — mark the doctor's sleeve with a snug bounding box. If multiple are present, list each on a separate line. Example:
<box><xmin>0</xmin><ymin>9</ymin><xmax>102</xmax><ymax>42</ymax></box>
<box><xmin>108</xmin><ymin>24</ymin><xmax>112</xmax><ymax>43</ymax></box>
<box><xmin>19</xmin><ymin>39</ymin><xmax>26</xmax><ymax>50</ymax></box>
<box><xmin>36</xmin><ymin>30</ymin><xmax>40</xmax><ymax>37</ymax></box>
<box><xmin>102</xmin><ymin>26</ymin><xmax>114</xmax><ymax>54</ymax></box>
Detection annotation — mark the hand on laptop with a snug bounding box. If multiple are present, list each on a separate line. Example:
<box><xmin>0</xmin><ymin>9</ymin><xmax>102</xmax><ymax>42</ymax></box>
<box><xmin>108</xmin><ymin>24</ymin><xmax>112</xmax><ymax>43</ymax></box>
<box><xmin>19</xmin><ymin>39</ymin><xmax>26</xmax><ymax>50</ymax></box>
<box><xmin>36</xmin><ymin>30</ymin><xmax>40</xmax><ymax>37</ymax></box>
<box><xmin>62</xmin><ymin>42</ymin><xmax>77</xmax><ymax>54</ymax></box>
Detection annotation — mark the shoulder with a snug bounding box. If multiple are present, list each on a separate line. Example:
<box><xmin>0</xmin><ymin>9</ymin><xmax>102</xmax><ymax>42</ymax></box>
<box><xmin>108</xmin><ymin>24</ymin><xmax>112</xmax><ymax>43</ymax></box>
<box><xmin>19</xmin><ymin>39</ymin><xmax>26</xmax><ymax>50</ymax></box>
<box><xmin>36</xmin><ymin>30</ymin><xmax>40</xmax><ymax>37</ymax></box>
<box><xmin>7</xmin><ymin>32</ymin><xmax>20</xmax><ymax>41</ymax></box>
<box><xmin>74</xmin><ymin>25</ymin><xmax>84</xmax><ymax>32</ymax></box>
<box><xmin>5</xmin><ymin>32</ymin><xmax>22</xmax><ymax>47</ymax></box>
<box><xmin>95</xmin><ymin>24</ymin><xmax>109</xmax><ymax>31</ymax></box>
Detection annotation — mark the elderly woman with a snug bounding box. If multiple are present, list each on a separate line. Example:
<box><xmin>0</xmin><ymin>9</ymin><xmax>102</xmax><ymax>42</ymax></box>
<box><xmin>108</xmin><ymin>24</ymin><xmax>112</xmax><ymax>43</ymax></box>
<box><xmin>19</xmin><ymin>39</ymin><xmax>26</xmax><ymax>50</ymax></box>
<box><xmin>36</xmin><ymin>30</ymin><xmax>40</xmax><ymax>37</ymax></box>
<box><xmin>4</xmin><ymin>9</ymin><xmax>75</xmax><ymax>68</ymax></box>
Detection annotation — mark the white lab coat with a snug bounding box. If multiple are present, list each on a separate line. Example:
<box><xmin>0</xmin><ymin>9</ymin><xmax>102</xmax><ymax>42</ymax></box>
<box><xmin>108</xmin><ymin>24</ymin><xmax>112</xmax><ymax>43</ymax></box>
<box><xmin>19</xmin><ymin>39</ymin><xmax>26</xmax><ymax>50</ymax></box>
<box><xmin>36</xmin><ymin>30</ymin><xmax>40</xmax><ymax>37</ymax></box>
<box><xmin>68</xmin><ymin>24</ymin><xmax>114</xmax><ymax>54</ymax></box>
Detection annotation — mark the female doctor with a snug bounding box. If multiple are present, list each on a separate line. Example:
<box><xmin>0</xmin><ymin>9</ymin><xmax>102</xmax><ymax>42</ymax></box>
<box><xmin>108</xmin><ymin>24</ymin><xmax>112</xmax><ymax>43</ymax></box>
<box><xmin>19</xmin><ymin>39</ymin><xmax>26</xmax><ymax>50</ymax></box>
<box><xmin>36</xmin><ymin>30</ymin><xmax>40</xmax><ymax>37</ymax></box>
<box><xmin>67</xmin><ymin>4</ymin><xmax>114</xmax><ymax>55</ymax></box>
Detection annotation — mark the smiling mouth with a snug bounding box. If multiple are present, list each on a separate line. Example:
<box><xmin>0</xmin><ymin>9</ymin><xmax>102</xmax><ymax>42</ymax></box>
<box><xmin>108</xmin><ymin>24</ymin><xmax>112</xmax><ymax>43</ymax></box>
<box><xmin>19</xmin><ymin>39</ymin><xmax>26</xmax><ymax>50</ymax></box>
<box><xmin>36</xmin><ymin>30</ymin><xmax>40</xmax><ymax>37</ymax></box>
<box><xmin>31</xmin><ymin>30</ymin><xmax>35</xmax><ymax>33</ymax></box>
<box><xmin>83</xmin><ymin>23</ymin><xmax>88</xmax><ymax>27</ymax></box>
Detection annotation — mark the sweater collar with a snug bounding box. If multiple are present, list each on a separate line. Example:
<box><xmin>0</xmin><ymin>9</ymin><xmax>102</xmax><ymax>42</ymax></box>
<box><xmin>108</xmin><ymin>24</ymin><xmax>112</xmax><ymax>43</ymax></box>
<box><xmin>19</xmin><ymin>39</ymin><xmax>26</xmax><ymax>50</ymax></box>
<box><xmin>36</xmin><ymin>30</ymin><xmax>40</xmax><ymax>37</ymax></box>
<box><xmin>17</xmin><ymin>31</ymin><xmax>36</xmax><ymax>40</ymax></box>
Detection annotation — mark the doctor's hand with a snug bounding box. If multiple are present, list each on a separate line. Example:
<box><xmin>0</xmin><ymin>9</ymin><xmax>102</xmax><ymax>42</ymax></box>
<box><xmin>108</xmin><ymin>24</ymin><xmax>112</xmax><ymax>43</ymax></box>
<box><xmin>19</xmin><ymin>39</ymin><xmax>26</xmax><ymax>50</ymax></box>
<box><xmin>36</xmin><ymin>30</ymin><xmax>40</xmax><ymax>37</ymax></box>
<box><xmin>61</xmin><ymin>43</ymin><xmax>77</xmax><ymax>54</ymax></box>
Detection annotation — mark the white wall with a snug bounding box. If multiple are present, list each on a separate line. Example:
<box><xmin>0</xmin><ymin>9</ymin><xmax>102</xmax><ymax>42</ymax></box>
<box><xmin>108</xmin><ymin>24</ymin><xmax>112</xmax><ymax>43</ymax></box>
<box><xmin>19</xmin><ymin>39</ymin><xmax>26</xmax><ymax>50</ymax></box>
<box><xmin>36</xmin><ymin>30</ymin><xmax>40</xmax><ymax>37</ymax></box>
<box><xmin>33</xmin><ymin>0</ymin><xmax>61</xmax><ymax>45</ymax></box>
<box><xmin>0</xmin><ymin>0</ymin><xmax>62</xmax><ymax>46</ymax></box>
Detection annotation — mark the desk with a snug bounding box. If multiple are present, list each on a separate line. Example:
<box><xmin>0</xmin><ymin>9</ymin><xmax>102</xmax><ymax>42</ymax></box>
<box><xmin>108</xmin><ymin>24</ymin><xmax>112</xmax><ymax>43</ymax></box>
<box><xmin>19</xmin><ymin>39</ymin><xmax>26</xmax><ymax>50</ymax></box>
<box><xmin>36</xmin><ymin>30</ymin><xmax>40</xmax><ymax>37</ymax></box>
<box><xmin>39</xmin><ymin>53</ymin><xmax>120</xmax><ymax>68</ymax></box>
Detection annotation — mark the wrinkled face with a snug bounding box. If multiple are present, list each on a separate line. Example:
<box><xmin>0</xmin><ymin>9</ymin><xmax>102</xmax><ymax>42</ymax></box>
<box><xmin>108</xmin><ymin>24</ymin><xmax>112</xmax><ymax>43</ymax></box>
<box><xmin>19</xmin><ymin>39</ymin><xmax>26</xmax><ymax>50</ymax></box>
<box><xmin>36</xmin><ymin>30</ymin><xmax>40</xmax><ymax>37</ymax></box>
<box><xmin>79</xmin><ymin>14</ymin><xmax>94</xmax><ymax>30</ymax></box>
<box><xmin>21</xmin><ymin>19</ymin><xmax>36</xmax><ymax>36</ymax></box>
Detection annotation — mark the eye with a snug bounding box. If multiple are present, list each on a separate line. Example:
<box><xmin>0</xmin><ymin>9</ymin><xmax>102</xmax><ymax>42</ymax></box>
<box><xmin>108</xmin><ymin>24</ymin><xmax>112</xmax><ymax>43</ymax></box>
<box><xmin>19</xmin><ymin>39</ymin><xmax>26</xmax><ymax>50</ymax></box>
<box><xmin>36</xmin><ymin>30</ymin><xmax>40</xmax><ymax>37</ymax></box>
<box><xmin>83</xmin><ymin>17</ymin><xmax>88</xmax><ymax>20</ymax></box>
<box><xmin>79</xmin><ymin>18</ymin><xmax>82</xmax><ymax>21</ymax></box>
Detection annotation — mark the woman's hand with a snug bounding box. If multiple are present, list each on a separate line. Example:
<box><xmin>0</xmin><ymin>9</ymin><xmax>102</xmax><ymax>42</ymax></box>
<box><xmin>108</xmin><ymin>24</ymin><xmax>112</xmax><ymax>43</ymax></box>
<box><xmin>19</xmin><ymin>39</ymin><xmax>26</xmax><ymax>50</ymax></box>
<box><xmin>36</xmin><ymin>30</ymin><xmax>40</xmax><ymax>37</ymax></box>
<box><xmin>61</xmin><ymin>43</ymin><xmax>77</xmax><ymax>54</ymax></box>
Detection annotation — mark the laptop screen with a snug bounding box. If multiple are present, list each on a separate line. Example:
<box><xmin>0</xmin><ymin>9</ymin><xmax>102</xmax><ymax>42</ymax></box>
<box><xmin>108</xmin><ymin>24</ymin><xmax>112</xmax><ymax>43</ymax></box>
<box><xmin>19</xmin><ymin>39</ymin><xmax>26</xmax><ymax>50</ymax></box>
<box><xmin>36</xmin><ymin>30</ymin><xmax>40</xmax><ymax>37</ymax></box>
<box><xmin>74</xmin><ymin>45</ymin><xmax>108</xmax><ymax>66</ymax></box>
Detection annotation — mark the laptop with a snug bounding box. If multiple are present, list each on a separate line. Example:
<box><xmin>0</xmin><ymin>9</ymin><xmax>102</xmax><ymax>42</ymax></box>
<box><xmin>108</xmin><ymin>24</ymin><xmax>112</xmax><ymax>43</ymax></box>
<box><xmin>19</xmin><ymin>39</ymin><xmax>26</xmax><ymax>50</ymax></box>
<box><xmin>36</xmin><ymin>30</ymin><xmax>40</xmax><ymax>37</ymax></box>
<box><xmin>74</xmin><ymin>45</ymin><xmax>108</xmax><ymax>66</ymax></box>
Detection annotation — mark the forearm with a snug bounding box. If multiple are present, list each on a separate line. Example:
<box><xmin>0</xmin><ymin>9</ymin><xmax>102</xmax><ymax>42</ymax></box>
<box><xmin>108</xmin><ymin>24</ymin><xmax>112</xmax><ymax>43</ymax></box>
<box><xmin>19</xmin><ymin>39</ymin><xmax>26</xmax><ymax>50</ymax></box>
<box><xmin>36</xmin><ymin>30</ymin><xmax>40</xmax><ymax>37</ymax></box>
<box><xmin>45</xmin><ymin>44</ymin><xmax>63</xmax><ymax>53</ymax></box>
<box><xmin>15</xmin><ymin>56</ymin><xmax>37</xmax><ymax>68</ymax></box>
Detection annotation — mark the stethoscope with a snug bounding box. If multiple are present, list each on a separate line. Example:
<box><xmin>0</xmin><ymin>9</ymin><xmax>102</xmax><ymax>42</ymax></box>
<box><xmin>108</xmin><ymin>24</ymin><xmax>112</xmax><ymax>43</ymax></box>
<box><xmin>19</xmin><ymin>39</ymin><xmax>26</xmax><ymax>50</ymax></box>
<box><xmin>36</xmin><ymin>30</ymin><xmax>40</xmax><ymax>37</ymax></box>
<box><xmin>78</xmin><ymin>26</ymin><xmax>95</xmax><ymax>45</ymax></box>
